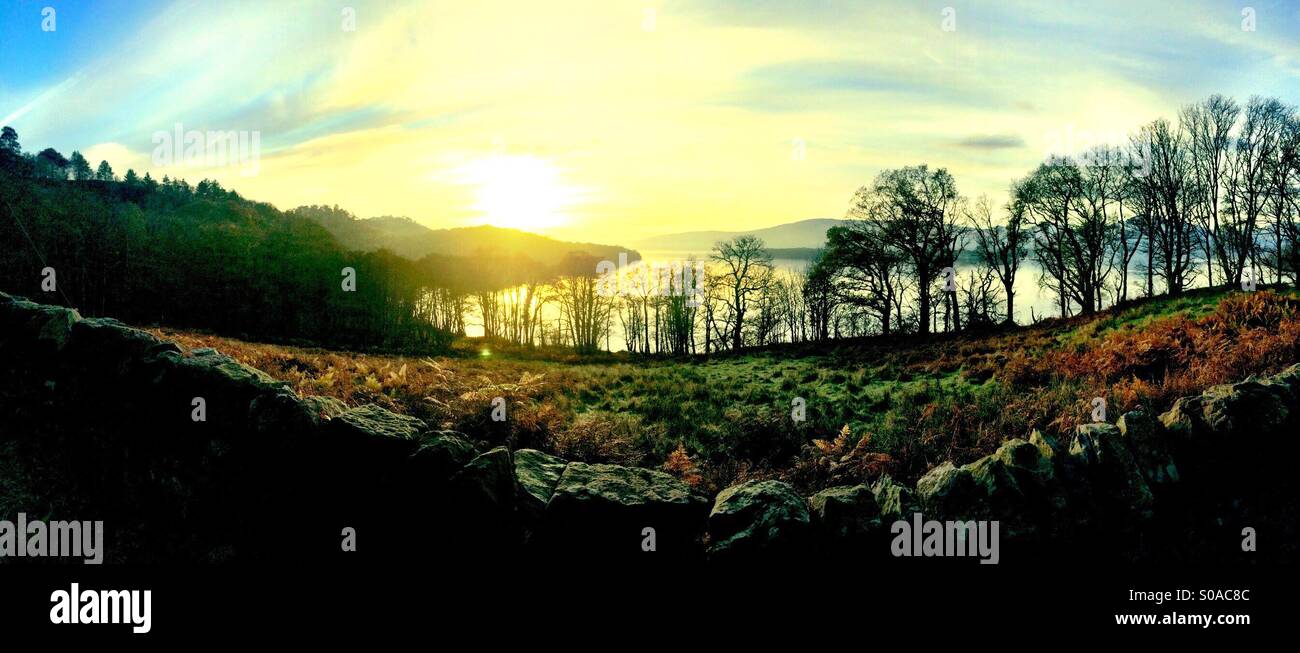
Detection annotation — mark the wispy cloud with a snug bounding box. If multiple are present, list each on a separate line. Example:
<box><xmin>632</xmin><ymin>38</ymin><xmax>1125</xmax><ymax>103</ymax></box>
<box><xmin>3</xmin><ymin>0</ymin><xmax>1298</xmax><ymax>243</ymax></box>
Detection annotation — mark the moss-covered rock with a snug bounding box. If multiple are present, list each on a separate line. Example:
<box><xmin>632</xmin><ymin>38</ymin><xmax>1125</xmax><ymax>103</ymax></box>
<box><xmin>809</xmin><ymin>484</ymin><xmax>881</xmax><ymax>539</ymax></box>
<box><xmin>708</xmin><ymin>479</ymin><xmax>811</xmax><ymax>560</ymax></box>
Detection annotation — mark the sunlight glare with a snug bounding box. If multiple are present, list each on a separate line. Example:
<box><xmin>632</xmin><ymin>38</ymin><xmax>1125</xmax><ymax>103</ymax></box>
<box><xmin>452</xmin><ymin>154</ymin><xmax>584</xmax><ymax>233</ymax></box>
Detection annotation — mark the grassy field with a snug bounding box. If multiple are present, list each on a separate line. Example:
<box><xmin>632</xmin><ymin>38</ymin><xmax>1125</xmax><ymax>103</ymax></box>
<box><xmin>155</xmin><ymin>285</ymin><xmax>1300</xmax><ymax>495</ymax></box>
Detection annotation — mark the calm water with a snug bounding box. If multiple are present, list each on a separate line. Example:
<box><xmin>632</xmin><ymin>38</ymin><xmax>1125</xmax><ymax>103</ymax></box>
<box><xmin>459</xmin><ymin>248</ymin><xmax>1158</xmax><ymax>349</ymax></box>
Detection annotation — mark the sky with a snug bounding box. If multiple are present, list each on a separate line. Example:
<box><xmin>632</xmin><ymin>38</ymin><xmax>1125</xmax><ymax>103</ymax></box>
<box><xmin>3</xmin><ymin>0</ymin><xmax>1300</xmax><ymax>246</ymax></box>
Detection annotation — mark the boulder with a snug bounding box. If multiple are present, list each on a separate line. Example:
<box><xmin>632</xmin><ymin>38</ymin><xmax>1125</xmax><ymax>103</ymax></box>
<box><xmin>915</xmin><ymin>461</ymin><xmax>981</xmax><ymax>520</ymax></box>
<box><xmin>962</xmin><ymin>439</ymin><xmax>1065</xmax><ymax>538</ymax></box>
<box><xmin>1029</xmin><ymin>429</ymin><xmax>1062</xmax><ymax>464</ymax></box>
<box><xmin>1069</xmin><ymin>423</ymin><xmax>1154</xmax><ymax>522</ymax></box>
<box><xmin>513</xmin><ymin>448</ymin><xmax>569</xmax><ymax>526</ymax></box>
<box><xmin>1161</xmin><ymin>380</ymin><xmax>1290</xmax><ymax>447</ymax></box>
<box><xmin>871</xmin><ymin>474</ymin><xmax>918</xmax><ymax>523</ymax></box>
<box><xmin>1117</xmin><ymin>410</ymin><xmax>1178</xmax><ymax>486</ymax></box>
<box><xmin>410</xmin><ymin>431</ymin><xmax>478</xmax><ymax>482</ymax></box>
<box><xmin>708</xmin><ymin>479</ymin><xmax>811</xmax><ymax>559</ymax></box>
<box><xmin>0</xmin><ymin>301</ymin><xmax>80</xmax><ymax>356</ymax></box>
<box><xmin>329</xmin><ymin>403</ymin><xmax>426</xmax><ymax>442</ymax></box>
<box><xmin>151</xmin><ymin>348</ymin><xmax>292</xmax><ymax>430</ymax></box>
<box><xmin>66</xmin><ymin>317</ymin><xmax>178</xmax><ymax>376</ymax></box>
<box><xmin>244</xmin><ymin>390</ymin><xmax>335</xmax><ymax>437</ymax></box>
<box><xmin>321</xmin><ymin>404</ymin><xmax>427</xmax><ymax>475</ymax></box>
<box><xmin>450</xmin><ymin>446</ymin><xmax>517</xmax><ymax>514</ymax></box>
<box><xmin>543</xmin><ymin>462</ymin><xmax>707</xmax><ymax>556</ymax></box>
<box><xmin>1201</xmin><ymin>380</ymin><xmax>1290</xmax><ymax>439</ymax></box>
<box><xmin>809</xmin><ymin>484</ymin><xmax>881</xmax><ymax>539</ymax></box>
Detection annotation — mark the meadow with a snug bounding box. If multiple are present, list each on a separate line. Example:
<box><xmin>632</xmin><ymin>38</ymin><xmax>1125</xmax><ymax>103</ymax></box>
<box><xmin>156</xmin><ymin>286</ymin><xmax>1300</xmax><ymax>495</ymax></box>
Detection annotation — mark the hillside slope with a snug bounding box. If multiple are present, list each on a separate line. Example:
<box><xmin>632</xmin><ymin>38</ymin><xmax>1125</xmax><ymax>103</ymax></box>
<box><xmin>297</xmin><ymin>208</ymin><xmax>640</xmax><ymax>266</ymax></box>
<box><xmin>635</xmin><ymin>217</ymin><xmax>844</xmax><ymax>250</ymax></box>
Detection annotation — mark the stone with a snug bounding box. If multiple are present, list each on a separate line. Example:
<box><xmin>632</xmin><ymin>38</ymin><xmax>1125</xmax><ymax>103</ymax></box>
<box><xmin>871</xmin><ymin>474</ymin><xmax>918</xmax><ymax>523</ymax></box>
<box><xmin>410</xmin><ymin>431</ymin><xmax>478</xmax><ymax>482</ymax></box>
<box><xmin>708</xmin><ymin>479</ymin><xmax>811</xmax><ymax>559</ymax></box>
<box><xmin>915</xmin><ymin>461</ymin><xmax>981</xmax><ymax>520</ymax></box>
<box><xmin>513</xmin><ymin>448</ymin><xmax>569</xmax><ymax>525</ymax></box>
<box><xmin>809</xmin><ymin>484</ymin><xmax>881</xmax><ymax>539</ymax></box>
<box><xmin>1069</xmin><ymin>423</ymin><xmax>1154</xmax><ymax>521</ymax></box>
<box><xmin>1117</xmin><ymin>410</ymin><xmax>1178</xmax><ymax>486</ymax></box>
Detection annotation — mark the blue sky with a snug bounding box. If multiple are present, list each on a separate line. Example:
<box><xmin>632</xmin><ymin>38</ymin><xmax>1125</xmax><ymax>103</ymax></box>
<box><xmin>3</xmin><ymin>0</ymin><xmax>1300</xmax><ymax>242</ymax></box>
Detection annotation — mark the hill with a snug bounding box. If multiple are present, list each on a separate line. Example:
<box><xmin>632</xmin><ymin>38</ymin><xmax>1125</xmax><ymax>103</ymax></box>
<box><xmin>635</xmin><ymin>218</ymin><xmax>844</xmax><ymax>251</ymax></box>
<box><xmin>298</xmin><ymin>209</ymin><xmax>640</xmax><ymax>267</ymax></box>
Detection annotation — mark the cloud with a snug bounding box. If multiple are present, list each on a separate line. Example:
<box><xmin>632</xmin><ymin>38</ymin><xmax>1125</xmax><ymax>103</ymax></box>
<box><xmin>955</xmin><ymin>134</ymin><xmax>1025</xmax><ymax>150</ymax></box>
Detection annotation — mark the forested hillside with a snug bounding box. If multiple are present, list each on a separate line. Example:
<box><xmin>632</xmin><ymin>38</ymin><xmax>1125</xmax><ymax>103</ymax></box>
<box><xmin>296</xmin><ymin>206</ymin><xmax>637</xmax><ymax>267</ymax></box>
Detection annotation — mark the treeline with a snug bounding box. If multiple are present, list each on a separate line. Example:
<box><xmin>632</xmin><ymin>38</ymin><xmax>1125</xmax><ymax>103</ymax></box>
<box><xmin>809</xmin><ymin>93</ymin><xmax>1300</xmax><ymax>336</ymax></box>
<box><xmin>594</xmin><ymin>93</ymin><xmax>1300</xmax><ymax>353</ymax></box>
<box><xmin>0</xmin><ymin>129</ymin><xmax>456</xmax><ymax>351</ymax></box>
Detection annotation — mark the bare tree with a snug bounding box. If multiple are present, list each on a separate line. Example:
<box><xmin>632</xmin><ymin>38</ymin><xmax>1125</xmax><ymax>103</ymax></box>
<box><xmin>846</xmin><ymin>165</ymin><xmax>962</xmax><ymax>335</ymax></box>
<box><xmin>1224</xmin><ymin>96</ymin><xmax>1288</xmax><ymax>286</ymax></box>
<box><xmin>1182</xmin><ymin>94</ymin><xmax>1239</xmax><ymax>286</ymax></box>
<box><xmin>971</xmin><ymin>194</ymin><xmax>1028</xmax><ymax>323</ymax></box>
<box><xmin>710</xmin><ymin>235</ymin><xmax>773</xmax><ymax>350</ymax></box>
<box><xmin>1132</xmin><ymin>119</ymin><xmax>1198</xmax><ymax>295</ymax></box>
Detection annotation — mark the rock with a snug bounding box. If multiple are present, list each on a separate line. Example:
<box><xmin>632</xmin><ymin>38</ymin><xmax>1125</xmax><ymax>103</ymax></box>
<box><xmin>809</xmin><ymin>484</ymin><xmax>881</xmax><ymax>539</ymax></box>
<box><xmin>915</xmin><ymin>461</ymin><xmax>981</xmax><ymax>520</ymax></box>
<box><xmin>1158</xmin><ymin>395</ymin><xmax>1203</xmax><ymax>442</ymax></box>
<box><xmin>543</xmin><ymin>462</ymin><xmax>707</xmax><ymax>556</ymax></box>
<box><xmin>65</xmin><ymin>317</ymin><xmax>181</xmax><ymax>380</ymax></box>
<box><xmin>154</xmin><ymin>348</ymin><xmax>291</xmax><ymax>429</ymax></box>
<box><xmin>450</xmin><ymin>446</ymin><xmax>517</xmax><ymax>513</ymax></box>
<box><xmin>0</xmin><ymin>301</ymin><xmax>80</xmax><ymax>356</ymax></box>
<box><xmin>410</xmin><ymin>431</ymin><xmax>477</xmax><ymax>482</ymax></box>
<box><xmin>1029</xmin><ymin>429</ymin><xmax>1062</xmax><ymax>464</ymax></box>
<box><xmin>1201</xmin><ymin>380</ymin><xmax>1289</xmax><ymax>439</ymax></box>
<box><xmin>1069</xmin><ymin>423</ymin><xmax>1154</xmax><ymax>521</ymax></box>
<box><xmin>1117</xmin><ymin>410</ymin><xmax>1178</xmax><ymax>486</ymax></box>
<box><xmin>962</xmin><ymin>439</ymin><xmax>1064</xmax><ymax>538</ymax></box>
<box><xmin>513</xmin><ymin>449</ymin><xmax>569</xmax><ymax>526</ymax></box>
<box><xmin>871</xmin><ymin>474</ymin><xmax>918</xmax><ymax>523</ymax></box>
<box><xmin>708</xmin><ymin>479</ymin><xmax>811</xmax><ymax>559</ymax></box>
<box><xmin>1271</xmin><ymin>363</ymin><xmax>1300</xmax><ymax>398</ymax></box>
<box><xmin>1161</xmin><ymin>380</ymin><xmax>1290</xmax><ymax>447</ymax></box>
<box><xmin>300</xmin><ymin>395</ymin><xmax>348</xmax><ymax>421</ymax></box>
<box><xmin>321</xmin><ymin>404</ymin><xmax>427</xmax><ymax>474</ymax></box>
<box><xmin>329</xmin><ymin>404</ymin><xmax>426</xmax><ymax>442</ymax></box>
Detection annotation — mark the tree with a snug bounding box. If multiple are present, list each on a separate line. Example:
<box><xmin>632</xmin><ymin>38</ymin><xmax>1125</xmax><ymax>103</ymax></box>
<box><xmin>970</xmin><ymin>194</ymin><xmax>1028</xmax><ymax>324</ymax></box>
<box><xmin>846</xmin><ymin>165</ymin><xmax>962</xmax><ymax>334</ymax></box>
<box><xmin>802</xmin><ymin>251</ymin><xmax>838</xmax><ymax>341</ymax></box>
<box><xmin>710</xmin><ymin>235</ymin><xmax>773</xmax><ymax>349</ymax></box>
<box><xmin>823</xmin><ymin>222</ymin><xmax>907</xmax><ymax>335</ymax></box>
<box><xmin>0</xmin><ymin>126</ymin><xmax>29</xmax><ymax>176</ymax></box>
<box><xmin>1131</xmin><ymin>119</ymin><xmax>1198</xmax><ymax>295</ymax></box>
<box><xmin>95</xmin><ymin>160</ymin><xmax>115</xmax><ymax>182</ymax></box>
<box><xmin>1182</xmin><ymin>94</ymin><xmax>1239</xmax><ymax>286</ymax></box>
<box><xmin>34</xmin><ymin>148</ymin><xmax>69</xmax><ymax>180</ymax></box>
<box><xmin>68</xmin><ymin>151</ymin><xmax>93</xmax><ymax>180</ymax></box>
<box><xmin>1223</xmin><ymin>96</ymin><xmax>1288</xmax><ymax>286</ymax></box>
<box><xmin>553</xmin><ymin>253</ymin><xmax>614</xmax><ymax>354</ymax></box>
<box><xmin>0</xmin><ymin>126</ymin><xmax>18</xmax><ymax>153</ymax></box>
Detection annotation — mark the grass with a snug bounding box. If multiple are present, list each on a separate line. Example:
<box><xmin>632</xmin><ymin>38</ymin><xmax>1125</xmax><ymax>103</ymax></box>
<box><xmin>153</xmin><ymin>285</ymin><xmax>1300</xmax><ymax>495</ymax></box>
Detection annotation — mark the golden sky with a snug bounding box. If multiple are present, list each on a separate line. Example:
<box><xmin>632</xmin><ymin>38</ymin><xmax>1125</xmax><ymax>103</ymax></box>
<box><xmin>6</xmin><ymin>0</ymin><xmax>1300</xmax><ymax>245</ymax></box>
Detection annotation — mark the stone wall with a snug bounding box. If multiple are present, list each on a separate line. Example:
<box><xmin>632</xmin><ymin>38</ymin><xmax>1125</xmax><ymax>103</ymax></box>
<box><xmin>2</xmin><ymin>291</ymin><xmax>1295</xmax><ymax>564</ymax></box>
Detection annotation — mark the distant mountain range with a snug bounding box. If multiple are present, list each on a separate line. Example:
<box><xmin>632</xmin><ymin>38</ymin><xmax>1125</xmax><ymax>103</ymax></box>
<box><xmin>634</xmin><ymin>218</ymin><xmax>844</xmax><ymax>252</ymax></box>
<box><xmin>299</xmin><ymin>210</ymin><xmax>639</xmax><ymax>267</ymax></box>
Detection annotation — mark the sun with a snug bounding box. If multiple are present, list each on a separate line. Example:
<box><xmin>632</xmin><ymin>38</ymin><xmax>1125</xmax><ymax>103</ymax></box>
<box><xmin>453</xmin><ymin>154</ymin><xmax>584</xmax><ymax>233</ymax></box>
